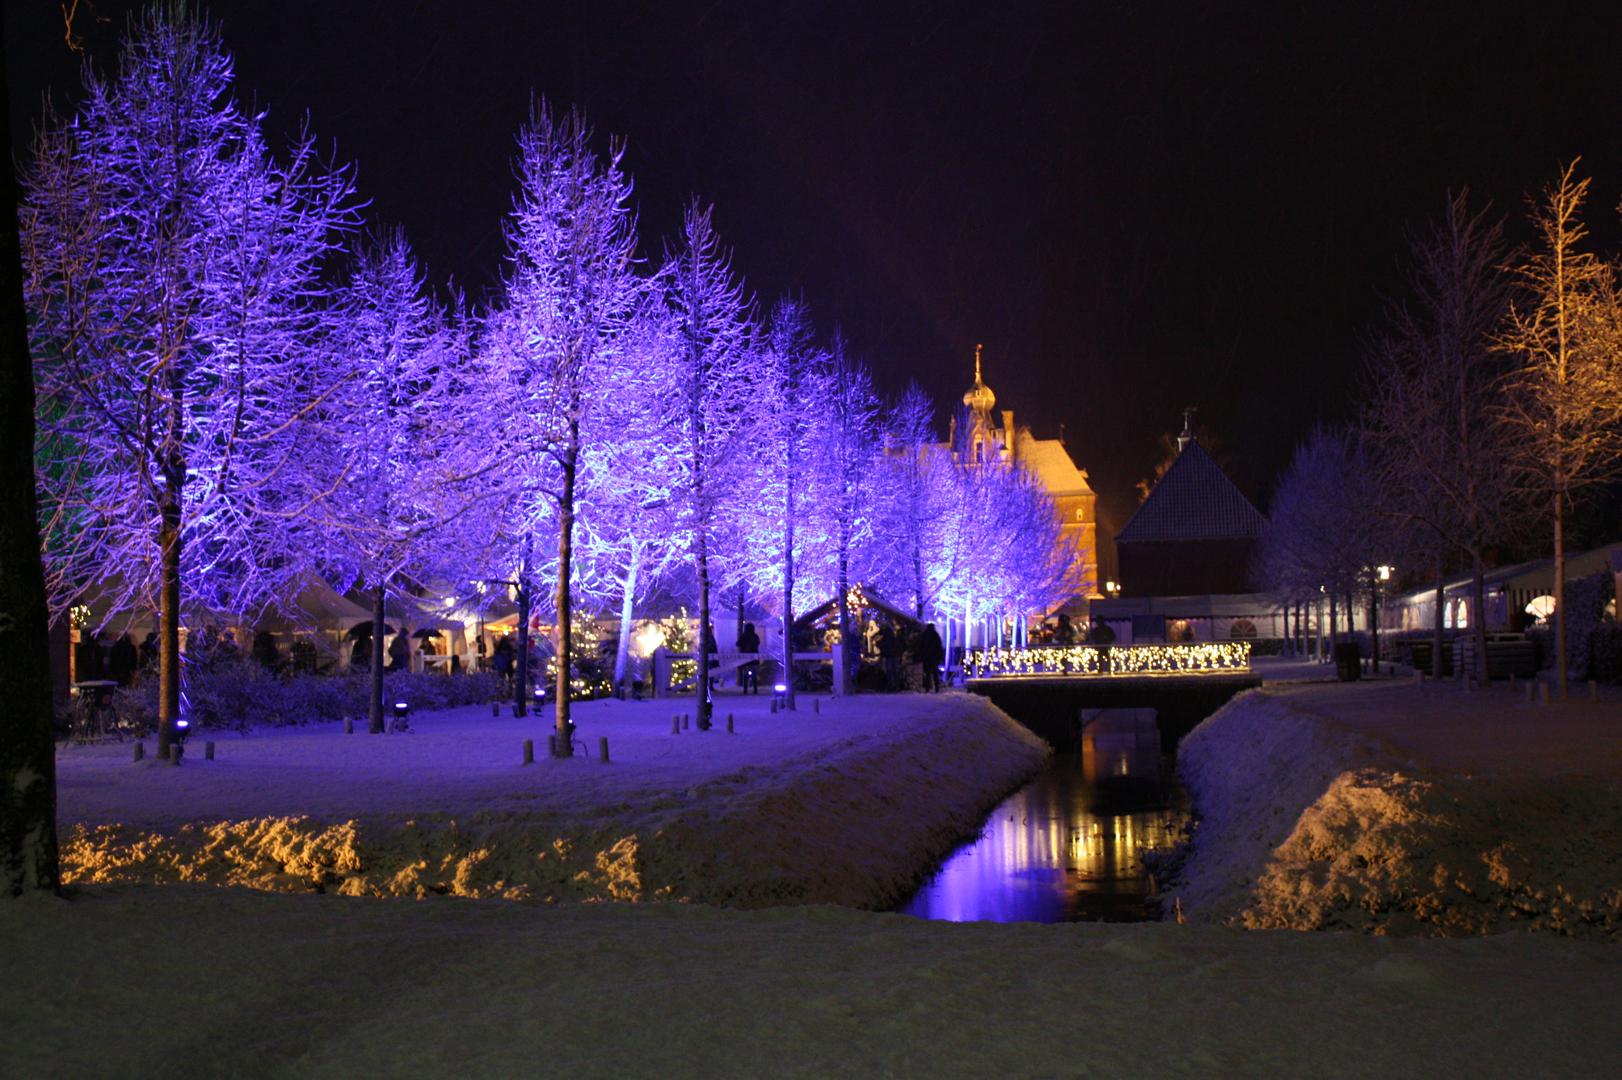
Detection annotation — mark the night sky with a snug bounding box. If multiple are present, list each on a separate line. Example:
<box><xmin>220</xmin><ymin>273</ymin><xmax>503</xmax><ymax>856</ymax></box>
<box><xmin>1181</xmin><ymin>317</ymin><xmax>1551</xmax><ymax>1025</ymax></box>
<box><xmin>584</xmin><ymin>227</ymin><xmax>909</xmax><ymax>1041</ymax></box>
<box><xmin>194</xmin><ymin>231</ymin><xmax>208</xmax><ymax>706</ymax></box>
<box><xmin>9</xmin><ymin>0</ymin><xmax>1622</xmax><ymax>539</ymax></box>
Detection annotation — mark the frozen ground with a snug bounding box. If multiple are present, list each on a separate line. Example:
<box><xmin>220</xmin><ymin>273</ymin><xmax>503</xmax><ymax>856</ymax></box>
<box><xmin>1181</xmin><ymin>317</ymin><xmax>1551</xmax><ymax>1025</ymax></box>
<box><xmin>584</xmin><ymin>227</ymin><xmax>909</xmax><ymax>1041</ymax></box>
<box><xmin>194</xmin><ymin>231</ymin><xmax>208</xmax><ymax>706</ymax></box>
<box><xmin>5</xmin><ymin>885</ymin><xmax>1621</xmax><ymax>1078</ymax></box>
<box><xmin>1171</xmin><ymin>678</ymin><xmax>1622</xmax><ymax>936</ymax></box>
<box><xmin>12</xmin><ymin>680</ymin><xmax>1621</xmax><ymax>1075</ymax></box>
<box><xmin>55</xmin><ymin>692</ymin><xmax>1049</xmax><ymax>909</ymax></box>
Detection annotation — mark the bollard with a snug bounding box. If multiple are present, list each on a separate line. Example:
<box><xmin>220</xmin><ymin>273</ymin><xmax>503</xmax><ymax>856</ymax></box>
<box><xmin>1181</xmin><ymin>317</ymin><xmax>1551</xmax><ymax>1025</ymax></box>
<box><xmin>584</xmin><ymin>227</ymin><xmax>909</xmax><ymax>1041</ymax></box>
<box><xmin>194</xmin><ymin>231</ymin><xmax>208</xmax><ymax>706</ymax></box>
<box><xmin>523</xmin><ymin>739</ymin><xmax>534</xmax><ymax>765</ymax></box>
<box><xmin>813</xmin><ymin>699</ymin><xmax>820</xmax><ymax>715</ymax></box>
<box><xmin>1590</xmin><ymin>680</ymin><xmax>1599</xmax><ymax>703</ymax></box>
<box><xmin>671</xmin><ymin>715</ymin><xmax>680</xmax><ymax>735</ymax></box>
<box><xmin>345</xmin><ymin>717</ymin><xmax>353</xmax><ymax>735</ymax></box>
<box><xmin>599</xmin><ymin>736</ymin><xmax>610</xmax><ymax>763</ymax></box>
<box><xmin>683</xmin><ymin>713</ymin><xmax>690</xmax><ymax>731</ymax></box>
<box><xmin>1539</xmin><ymin>682</ymin><xmax>1551</xmax><ymax>705</ymax></box>
<box><xmin>727</xmin><ymin>714</ymin><xmax>735</xmax><ymax>734</ymax></box>
<box><xmin>205</xmin><ymin>741</ymin><xmax>215</xmax><ymax>761</ymax></box>
<box><xmin>493</xmin><ymin>702</ymin><xmax>501</xmax><ymax>717</ymax></box>
<box><xmin>770</xmin><ymin>699</ymin><xmax>778</xmax><ymax>714</ymax></box>
<box><xmin>133</xmin><ymin>741</ymin><xmax>144</xmax><ymax>762</ymax></box>
<box><xmin>548</xmin><ymin>735</ymin><xmax>558</xmax><ymax>758</ymax></box>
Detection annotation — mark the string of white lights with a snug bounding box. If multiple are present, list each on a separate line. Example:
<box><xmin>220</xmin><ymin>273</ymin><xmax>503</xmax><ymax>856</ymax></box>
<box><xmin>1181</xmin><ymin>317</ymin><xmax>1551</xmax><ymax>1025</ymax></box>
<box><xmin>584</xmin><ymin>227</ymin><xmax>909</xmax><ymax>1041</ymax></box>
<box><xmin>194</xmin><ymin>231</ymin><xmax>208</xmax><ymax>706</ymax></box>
<box><xmin>964</xmin><ymin>642</ymin><xmax>1252</xmax><ymax>678</ymax></box>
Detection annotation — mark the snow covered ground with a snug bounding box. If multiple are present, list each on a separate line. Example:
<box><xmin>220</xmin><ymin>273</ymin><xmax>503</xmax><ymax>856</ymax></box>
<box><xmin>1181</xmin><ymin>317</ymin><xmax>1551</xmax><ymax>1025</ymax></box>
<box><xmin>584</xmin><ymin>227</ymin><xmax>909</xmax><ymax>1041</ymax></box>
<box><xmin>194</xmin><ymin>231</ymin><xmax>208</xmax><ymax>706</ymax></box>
<box><xmin>55</xmin><ymin>691</ymin><xmax>1049</xmax><ymax>910</ymax></box>
<box><xmin>5</xmin><ymin>885</ymin><xmax>1621</xmax><ymax>1077</ymax></box>
<box><xmin>10</xmin><ymin>680</ymin><xmax>1621</xmax><ymax>1076</ymax></box>
<box><xmin>1171</xmin><ymin>678</ymin><xmax>1622</xmax><ymax>936</ymax></box>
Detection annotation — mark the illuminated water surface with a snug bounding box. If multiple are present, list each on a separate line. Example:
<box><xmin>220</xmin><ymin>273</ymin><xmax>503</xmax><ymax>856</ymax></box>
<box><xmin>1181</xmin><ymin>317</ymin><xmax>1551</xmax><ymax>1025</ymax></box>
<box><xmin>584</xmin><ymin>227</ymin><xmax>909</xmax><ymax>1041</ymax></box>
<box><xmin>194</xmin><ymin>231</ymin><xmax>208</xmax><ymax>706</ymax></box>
<box><xmin>897</xmin><ymin>712</ymin><xmax>1187</xmax><ymax>923</ymax></box>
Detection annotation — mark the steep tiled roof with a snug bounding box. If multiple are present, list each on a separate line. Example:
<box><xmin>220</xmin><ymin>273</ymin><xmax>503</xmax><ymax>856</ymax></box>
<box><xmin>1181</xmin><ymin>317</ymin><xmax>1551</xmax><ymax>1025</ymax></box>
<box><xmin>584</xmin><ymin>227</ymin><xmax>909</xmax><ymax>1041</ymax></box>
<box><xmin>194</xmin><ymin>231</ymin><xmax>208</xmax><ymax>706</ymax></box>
<box><xmin>1014</xmin><ymin>432</ymin><xmax>1094</xmax><ymax>498</ymax></box>
<box><xmin>1116</xmin><ymin>440</ymin><xmax>1264</xmax><ymax>543</ymax></box>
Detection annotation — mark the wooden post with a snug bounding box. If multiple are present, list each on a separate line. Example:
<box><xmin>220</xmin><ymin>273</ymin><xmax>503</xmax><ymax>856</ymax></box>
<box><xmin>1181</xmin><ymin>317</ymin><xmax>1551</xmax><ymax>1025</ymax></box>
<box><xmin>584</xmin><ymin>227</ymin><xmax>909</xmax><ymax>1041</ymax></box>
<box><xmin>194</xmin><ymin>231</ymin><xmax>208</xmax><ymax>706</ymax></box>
<box><xmin>727</xmin><ymin>714</ymin><xmax>735</xmax><ymax>734</ymax></box>
<box><xmin>492</xmin><ymin>701</ymin><xmax>501</xmax><ymax>717</ymax></box>
<box><xmin>204</xmin><ymin>741</ymin><xmax>214</xmax><ymax>761</ymax></box>
<box><xmin>671</xmin><ymin>715</ymin><xmax>680</xmax><ymax>735</ymax></box>
<box><xmin>598</xmin><ymin>736</ymin><xmax>609</xmax><ymax>763</ymax></box>
<box><xmin>522</xmin><ymin>739</ymin><xmax>534</xmax><ymax>765</ymax></box>
<box><xmin>683</xmin><ymin>713</ymin><xmax>690</xmax><ymax>731</ymax></box>
<box><xmin>132</xmin><ymin>741</ymin><xmax>144</xmax><ymax>762</ymax></box>
<box><xmin>344</xmin><ymin>717</ymin><xmax>353</xmax><ymax>735</ymax></box>
<box><xmin>813</xmin><ymin>699</ymin><xmax>820</xmax><ymax>715</ymax></box>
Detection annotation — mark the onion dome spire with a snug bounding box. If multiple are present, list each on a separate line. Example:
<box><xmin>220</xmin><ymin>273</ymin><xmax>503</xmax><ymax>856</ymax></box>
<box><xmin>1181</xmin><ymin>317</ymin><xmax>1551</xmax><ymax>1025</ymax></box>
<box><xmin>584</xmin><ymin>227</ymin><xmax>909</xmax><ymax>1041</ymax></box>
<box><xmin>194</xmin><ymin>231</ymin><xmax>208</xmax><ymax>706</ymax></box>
<box><xmin>962</xmin><ymin>342</ymin><xmax>996</xmax><ymax>412</ymax></box>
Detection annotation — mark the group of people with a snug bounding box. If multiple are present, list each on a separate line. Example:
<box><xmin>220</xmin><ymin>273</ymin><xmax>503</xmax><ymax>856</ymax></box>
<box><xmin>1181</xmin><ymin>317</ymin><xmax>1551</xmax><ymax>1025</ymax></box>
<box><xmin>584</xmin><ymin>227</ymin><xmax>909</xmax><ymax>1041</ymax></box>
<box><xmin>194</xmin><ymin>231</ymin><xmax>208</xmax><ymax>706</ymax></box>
<box><xmin>74</xmin><ymin>630</ymin><xmax>154</xmax><ymax>687</ymax></box>
<box><xmin>878</xmin><ymin>620</ymin><xmax>945</xmax><ymax>692</ymax></box>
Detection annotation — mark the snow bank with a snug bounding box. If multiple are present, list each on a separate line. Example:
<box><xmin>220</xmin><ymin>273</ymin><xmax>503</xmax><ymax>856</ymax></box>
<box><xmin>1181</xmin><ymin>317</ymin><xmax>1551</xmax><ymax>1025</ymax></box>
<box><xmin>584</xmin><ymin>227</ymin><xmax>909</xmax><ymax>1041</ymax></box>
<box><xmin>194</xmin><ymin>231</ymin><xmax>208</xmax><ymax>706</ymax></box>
<box><xmin>5</xmin><ymin>885</ymin><xmax>1621</xmax><ymax>1078</ymax></box>
<box><xmin>1169</xmin><ymin>686</ymin><xmax>1622</xmax><ymax>938</ymax></box>
<box><xmin>57</xmin><ymin>693</ymin><xmax>1048</xmax><ymax>910</ymax></box>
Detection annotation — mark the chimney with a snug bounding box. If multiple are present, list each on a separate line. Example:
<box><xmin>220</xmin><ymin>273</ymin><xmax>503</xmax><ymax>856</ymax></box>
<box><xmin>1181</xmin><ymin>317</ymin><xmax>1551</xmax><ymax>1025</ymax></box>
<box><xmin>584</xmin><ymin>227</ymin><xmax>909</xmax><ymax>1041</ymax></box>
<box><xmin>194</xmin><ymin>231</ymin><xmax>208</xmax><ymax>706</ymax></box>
<box><xmin>1001</xmin><ymin>409</ymin><xmax>1015</xmax><ymax>459</ymax></box>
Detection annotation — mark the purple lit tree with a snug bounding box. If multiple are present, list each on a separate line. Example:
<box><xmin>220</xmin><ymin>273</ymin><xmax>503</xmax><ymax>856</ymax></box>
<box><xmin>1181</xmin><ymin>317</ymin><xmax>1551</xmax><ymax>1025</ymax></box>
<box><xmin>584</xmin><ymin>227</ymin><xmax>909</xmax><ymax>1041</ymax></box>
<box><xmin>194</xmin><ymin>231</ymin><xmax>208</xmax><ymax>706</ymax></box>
<box><xmin>318</xmin><ymin>230</ymin><xmax>476</xmax><ymax>733</ymax></box>
<box><xmin>806</xmin><ymin>331</ymin><xmax>882</xmax><ymax>693</ymax></box>
<box><xmin>736</xmin><ymin>298</ymin><xmax>830</xmax><ymax>709</ymax></box>
<box><xmin>23</xmin><ymin>10</ymin><xmax>358</xmax><ymax>757</ymax></box>
<box><xmin>874</xmin><ymin>383</ymin><xmax>958</xmax><ymax>620</ymax></box>
<box><xmin>480</xmin><ymin>101</ymin><xmax>643</xmax><ymax>746</ymax></box>
<box><xmin>664</xmin><ymin>203</ymin><xmax>754</xmax><ymax>728</ymax></box>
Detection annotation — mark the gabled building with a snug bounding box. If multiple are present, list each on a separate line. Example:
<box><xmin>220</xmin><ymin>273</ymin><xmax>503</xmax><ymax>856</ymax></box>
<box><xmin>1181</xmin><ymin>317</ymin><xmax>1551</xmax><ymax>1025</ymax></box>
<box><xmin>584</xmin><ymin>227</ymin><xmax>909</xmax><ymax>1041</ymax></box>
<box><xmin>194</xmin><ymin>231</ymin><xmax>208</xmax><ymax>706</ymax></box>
<box><xmin>944</xmin><ymin>345</ymin><xmax>1100</xmax><ymax>611</ymax></box>
<box><xmin>1092</xmin><ymin>415</ymin><xmax>1281</xmax><ymax>645</ymax></box>
<box><xmin>1113</xmin><ymin>417</ymin><xmax>1264</xmax><ymax>597</ymax></box>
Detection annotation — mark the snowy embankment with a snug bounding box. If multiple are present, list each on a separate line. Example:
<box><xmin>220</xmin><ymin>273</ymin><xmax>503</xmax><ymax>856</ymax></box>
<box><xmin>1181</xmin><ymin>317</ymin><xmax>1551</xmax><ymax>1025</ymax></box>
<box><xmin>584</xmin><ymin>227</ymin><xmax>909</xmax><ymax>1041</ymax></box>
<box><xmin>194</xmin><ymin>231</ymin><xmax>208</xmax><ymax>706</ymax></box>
<box><xmin>1169</xmin><ymin>684</ymin><xmax>1622</xmax><ymax>937</ymax></box>
<box><xmin>56</xmin><ymin>692</ymin><xmax>1048</xmax><ymax>910</ymax></box>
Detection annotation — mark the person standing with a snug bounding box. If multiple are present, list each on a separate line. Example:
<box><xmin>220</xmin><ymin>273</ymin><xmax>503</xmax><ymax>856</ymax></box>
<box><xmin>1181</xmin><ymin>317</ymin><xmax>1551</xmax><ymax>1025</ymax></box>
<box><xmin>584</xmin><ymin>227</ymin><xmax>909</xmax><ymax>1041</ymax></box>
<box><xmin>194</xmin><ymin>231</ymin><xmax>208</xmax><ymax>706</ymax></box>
<box><xmin>915</xmin><ymin>622</ymin><xmax>945</xmax><ymax>693</ymax></box>
<box><xmin>388</xmin><ymin>626</ymin><xmax>411</xmax><ymax>673</ymax></box>
<box><xmin>877</xmin><ymin>621</ymin><xmax>903</xmax><ymax>691</ymax></box>
<box><xmin>737</xmin><ymin>621</ymin><xmax>761</xmax><ymax>693</ymax></box>
<box><xmin>108</xmin><ymin>632</ymin><xmax>137</xmax><ymax>687</ymax></box>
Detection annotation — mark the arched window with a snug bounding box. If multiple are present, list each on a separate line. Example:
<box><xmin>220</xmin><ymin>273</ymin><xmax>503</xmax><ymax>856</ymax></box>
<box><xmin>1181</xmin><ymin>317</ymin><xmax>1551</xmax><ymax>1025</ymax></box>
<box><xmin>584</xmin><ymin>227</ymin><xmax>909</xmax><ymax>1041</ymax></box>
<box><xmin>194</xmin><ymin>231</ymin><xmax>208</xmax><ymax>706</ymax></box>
<box><xmin>1228</xmin><ymin>618</ymin><xmax>1257</xmax><ymax>639</ymax></box>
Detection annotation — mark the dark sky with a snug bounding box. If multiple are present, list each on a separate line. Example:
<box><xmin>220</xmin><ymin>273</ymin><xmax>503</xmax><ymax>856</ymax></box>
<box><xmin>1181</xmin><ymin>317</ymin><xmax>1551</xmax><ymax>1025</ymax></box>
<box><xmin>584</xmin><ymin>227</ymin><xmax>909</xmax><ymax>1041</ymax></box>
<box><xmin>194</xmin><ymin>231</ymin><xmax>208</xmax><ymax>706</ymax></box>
<box><xmin>9</xmin><ymin>1</ymin><xmax>1622</xmax><ymax>537</ymax></box>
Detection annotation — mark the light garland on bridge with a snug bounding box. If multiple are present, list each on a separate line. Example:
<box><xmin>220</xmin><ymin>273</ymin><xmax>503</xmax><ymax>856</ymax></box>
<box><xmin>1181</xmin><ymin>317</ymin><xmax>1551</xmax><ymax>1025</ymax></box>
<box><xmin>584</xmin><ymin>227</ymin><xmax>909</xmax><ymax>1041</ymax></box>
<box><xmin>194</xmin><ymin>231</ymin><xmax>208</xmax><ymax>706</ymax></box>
<box><xmin>964</xmin><ymin>642</ymin><xmax>1252</xmax><ymax>679</ymax></box>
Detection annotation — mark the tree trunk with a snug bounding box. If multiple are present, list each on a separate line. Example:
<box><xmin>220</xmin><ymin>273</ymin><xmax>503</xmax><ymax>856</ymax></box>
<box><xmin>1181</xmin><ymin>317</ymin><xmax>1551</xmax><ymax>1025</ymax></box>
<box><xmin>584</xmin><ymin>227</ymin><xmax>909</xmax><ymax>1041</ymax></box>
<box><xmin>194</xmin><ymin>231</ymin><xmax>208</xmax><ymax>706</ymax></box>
<box><xmin>1471</xmin><ymin>551</ymin><xmax>1490</xmax><ymax>685</ymax></box>
<box><xmin>696</xmin><ymin>528</ymin><xmax>712</xmax><ymax>729</ymax></box>
<box><xmin>1327</xmin><ymin>590</ymin><xmax>1338</xmax><ymax>651</ymax></box>
<box><xmin>613</xmin><ymin>541</ymin><xmax>638</xmax><ymax>691</ymax></box>
<box><xmin>1368</xmin><ymin>580</ymin><xmax>1380</xmax><ymax>668</ymax></box>
<box><xmin>514</xmin><ymin>565</ymin><xmax>530</xmax><ymax>719</ymax></box>
<box><xmin>0</xmin><ymin>35</ymin><xmax>60</xmax><ymax>890</ymax></box>
<box><xmin>834</xmin><ymin>539</ymin><xmax>851</xmax><ymax>695</ymax></box>
<box><xmin>156</xmin><ymin>498</ymin><xmax>182</xmax><ymax>758</ymax></box>
<box><xmin>781</xmin><ymin>502</ymin><xmax>797</xmax><ymax>711</ymax></box>
<box><xmin>369</xmin><ymin>582</ymin><xmax>385</xmax><ymax>733</ymax></box>
<box><xmin>1554</xmin><ymin>493</ymin><xmax>1568</xmax><ymax>698</ymax></box>
<box><xmin>1432</xmin><ymin>560</ymin><xmax>1445</xmax><ymax>679</ymax></box>
<box><xmin>553</xmin><ymin>435</ymin><xmax>576</xmax><ymax>756</ymax></box>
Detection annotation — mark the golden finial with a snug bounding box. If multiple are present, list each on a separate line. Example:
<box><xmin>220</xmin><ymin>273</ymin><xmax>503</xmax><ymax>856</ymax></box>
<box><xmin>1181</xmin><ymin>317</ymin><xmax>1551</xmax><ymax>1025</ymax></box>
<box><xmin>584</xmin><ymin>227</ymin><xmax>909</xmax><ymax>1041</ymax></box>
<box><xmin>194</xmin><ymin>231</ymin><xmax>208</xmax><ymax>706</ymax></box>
<box><xmin>974</xmin><ymin>343</ymin><xmax>983</xmax><ymax>384</ymax></box>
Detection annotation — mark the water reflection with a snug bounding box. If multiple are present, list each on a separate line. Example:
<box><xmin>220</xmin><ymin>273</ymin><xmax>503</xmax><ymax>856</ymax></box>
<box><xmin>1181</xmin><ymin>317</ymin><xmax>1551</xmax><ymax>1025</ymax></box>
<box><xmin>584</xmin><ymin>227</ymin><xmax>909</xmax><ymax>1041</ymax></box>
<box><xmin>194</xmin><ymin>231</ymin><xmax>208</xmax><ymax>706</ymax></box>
<box><xmin>897</xmin><ymin>709</ymin><xmax>1187</xmax><ymax>923</ymax></box>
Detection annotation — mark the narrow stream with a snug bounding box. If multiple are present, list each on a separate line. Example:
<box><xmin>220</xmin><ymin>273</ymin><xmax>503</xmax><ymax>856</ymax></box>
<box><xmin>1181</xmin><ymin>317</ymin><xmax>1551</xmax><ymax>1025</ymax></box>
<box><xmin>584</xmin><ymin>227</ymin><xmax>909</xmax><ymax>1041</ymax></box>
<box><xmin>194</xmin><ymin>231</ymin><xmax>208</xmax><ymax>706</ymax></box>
<box><xmin>896</xmin><ymin>710</ymin><xmax>1189</xmax><ymax>923</ymax></box>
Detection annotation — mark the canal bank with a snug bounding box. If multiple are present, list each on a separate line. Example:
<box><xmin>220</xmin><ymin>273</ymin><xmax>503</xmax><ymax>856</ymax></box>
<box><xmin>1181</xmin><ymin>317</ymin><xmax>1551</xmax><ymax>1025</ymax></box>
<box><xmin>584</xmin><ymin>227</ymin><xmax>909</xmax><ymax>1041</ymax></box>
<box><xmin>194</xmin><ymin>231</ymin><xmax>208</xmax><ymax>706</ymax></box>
<box><xmin>1165</xmin><ymin>683</ymin><xmax>1622</xmax><ymax>938</ymax></box>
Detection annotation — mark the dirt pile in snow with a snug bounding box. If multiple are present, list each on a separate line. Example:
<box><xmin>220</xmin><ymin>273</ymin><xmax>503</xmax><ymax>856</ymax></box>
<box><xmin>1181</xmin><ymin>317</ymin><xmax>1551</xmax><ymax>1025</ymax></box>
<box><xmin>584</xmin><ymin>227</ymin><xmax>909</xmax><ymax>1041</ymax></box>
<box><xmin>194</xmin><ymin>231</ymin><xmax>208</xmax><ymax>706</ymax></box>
<box><xmin>1168</xmin><ymin>689</ymin><xmax>1622</xmax><ymax>938</ymax></box>
<box><xmin>61</xmin><ymin>695</ymin><xmax>1048</xmax><ymax>910</ymax></box>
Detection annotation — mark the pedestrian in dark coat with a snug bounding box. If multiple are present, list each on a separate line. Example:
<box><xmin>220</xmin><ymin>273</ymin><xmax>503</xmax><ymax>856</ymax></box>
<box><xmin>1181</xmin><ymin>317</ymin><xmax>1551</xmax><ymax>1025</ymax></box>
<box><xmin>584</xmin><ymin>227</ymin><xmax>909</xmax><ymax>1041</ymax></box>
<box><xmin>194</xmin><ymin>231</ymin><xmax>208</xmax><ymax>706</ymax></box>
<box><xmin>108</xmin><ymin>633</ymin><xmax>138</xmax><ymax>686</ymax></box>
<box><xmin>915</xmin><ymin>622</ymin><xmax>945</xmax><ymax>692</ymax></box>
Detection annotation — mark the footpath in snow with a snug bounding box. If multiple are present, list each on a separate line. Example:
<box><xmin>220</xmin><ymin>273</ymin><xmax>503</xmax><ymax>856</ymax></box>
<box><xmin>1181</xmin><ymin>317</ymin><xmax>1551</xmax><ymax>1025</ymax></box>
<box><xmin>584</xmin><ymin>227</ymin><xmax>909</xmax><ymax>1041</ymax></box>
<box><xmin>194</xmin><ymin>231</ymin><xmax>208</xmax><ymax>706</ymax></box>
<box><xmin>1169</xmin><ymin>673</ymin><xmax>1622</xmax><ymax>938</ymax></box>
<box><xmin>54</xmin><ymin>691</ymin><xmax>1049</xmax><ymax>911</ymax></box>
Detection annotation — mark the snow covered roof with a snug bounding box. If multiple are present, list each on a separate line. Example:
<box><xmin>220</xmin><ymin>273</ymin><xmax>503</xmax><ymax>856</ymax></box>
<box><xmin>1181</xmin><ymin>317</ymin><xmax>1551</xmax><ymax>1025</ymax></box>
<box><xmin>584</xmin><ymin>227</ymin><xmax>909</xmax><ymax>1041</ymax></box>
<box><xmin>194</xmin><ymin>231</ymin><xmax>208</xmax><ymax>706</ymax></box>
<box><xmin>1116</xmin><ymin>440</ymin><xmax>1263</xmax><ymax>543</ymax></box>
<box><xmin>1014</xmin><ymin>432</ymin><xmax>1094</xmax><ymax>498</ymax></box>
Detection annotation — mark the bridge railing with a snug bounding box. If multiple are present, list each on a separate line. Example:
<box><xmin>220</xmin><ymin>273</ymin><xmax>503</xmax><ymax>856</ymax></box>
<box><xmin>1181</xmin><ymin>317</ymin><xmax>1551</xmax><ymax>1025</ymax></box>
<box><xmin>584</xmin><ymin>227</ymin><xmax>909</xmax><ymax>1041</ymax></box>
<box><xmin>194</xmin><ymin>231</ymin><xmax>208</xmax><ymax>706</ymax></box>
<box><xmin>964</xmin><ymin>642</ymin><xmax>1252</xmax><ymax>679</ymax></box>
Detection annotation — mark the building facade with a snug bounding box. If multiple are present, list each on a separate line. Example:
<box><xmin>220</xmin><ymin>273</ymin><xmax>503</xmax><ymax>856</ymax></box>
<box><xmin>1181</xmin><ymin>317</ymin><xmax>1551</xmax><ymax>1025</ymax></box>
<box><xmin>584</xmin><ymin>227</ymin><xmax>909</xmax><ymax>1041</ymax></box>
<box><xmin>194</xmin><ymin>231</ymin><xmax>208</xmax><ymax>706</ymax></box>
<box><xmin>944</xmin><ymin>345</ymin><xmax>1100</xmax><ymax>613</ymax></box>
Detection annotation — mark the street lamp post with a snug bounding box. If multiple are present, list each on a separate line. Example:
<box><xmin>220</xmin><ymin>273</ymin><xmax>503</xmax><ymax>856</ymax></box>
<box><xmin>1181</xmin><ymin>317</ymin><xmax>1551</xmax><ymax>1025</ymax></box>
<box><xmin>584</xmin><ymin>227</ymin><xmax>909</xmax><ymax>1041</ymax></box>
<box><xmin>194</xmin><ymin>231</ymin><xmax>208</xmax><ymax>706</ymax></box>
<box><xmin>1373</xmin><ymin>564</ymin><xmax>1393</xmax><ymax>671</ymax></box>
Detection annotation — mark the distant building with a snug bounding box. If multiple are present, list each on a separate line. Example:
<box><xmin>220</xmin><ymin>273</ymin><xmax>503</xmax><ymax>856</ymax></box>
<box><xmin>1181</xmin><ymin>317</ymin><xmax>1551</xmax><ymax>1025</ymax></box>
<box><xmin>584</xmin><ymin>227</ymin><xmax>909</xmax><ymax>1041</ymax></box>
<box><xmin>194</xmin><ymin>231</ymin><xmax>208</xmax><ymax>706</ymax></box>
<box><xmin>1113</xmin><ymin>414</ymin><xmax>1264</xmax><ymax>597</ymax></box>
<box><xmin>1092</xmin><ymin>413</ymin><xmax>1285</xmax><ymax>645</ymax></box>
<box><xmin>944</xmin><ymin>345</ymin><xmax>1100</xmax><ymax>613</ymax></box>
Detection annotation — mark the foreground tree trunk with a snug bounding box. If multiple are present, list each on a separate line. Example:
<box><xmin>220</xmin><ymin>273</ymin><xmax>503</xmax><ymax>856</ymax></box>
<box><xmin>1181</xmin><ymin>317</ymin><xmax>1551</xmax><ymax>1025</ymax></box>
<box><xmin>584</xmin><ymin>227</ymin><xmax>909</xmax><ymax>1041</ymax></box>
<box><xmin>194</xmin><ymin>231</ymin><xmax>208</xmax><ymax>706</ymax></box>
<box><xmin>695</xmin><ymin>527</ymin><xmax>713</xmax><ymax>730</ymax></box>
<box><xmin>613</xmin><ymin>540</ymin><xmax>639</xmax><ymax>692</ymax></box>
<box><xmin>514</xmin><ymin>566</ymin><xmax>530</xmax><ymax>719</ymax></box>
<box><xmin>1470</xmin><ymin>553</ymin><xmax>1491</xmax><ymax>685</ymax></box>
<box><xmin>1553</xmin><ymin>494</ymin><xmax>1567</xmax><ymax>697</ymax></box>
<box><xmin>1431</xmin><ymin>563</ymin><xmax>1446</xmax><ymax>679</ymax></box>
<box><xmin>781</xmin><ymin>514</ymin><xmax>797</xmax><ymax>711</ymax></box>
<box><xmin>370</xmin><ymin>583</ymin><xmax>386</xmax><ymax>733</ymax></box>
<box><xmin>157</xmin><ymin>494</ymin><xmax>183</xmax><ymax>758</ymax></box>
<box><xmin>0</xmin><ymin>36</ymin><xmax>59</xmax><ymax>893</ymax></box>
<box><xmin>553</xmin><ymin>430</ymin><xmax>577</xmax><ymax>756</ymax></box>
